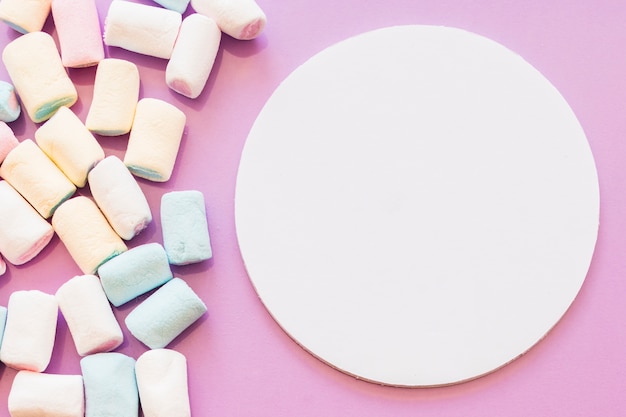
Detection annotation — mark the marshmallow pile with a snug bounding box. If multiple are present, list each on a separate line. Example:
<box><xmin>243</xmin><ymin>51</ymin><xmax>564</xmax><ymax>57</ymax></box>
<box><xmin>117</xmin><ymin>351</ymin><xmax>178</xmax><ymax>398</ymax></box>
<box><xmin>0</xmin><ymin>0</ymin><xmax>259</xmax><ymax>414</ymax></box>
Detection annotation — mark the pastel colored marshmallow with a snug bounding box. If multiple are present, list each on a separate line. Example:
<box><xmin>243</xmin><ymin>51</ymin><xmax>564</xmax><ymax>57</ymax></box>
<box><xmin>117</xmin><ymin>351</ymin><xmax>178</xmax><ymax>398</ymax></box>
<box><xmin>2</xmin><ymin>31</ymin><xmax>78</xmax><ymax>122</ymax></box>
<box><xmin>0</xmin><ymin>139</ymin><xmax>76</xmax><ymax>219</ymax></box>
<box><xmin>135</xmin><ymin>349</ymin><xmax>191</xmax><ymax>417</ymax></box>
<box><xmin>125</xmin><ymin>277</ymin><xmax>207</xmax><ymax>349</ymax></box>
<box><xmin>0</xmin><ymin>81</ymin><xmax>20</xmax><ymax>122</ymax></box>
<box><xmin>0</xmin><ymin>0</ymin><xmax>51</xmax><ymax>33</ymax></box>
<box><xmin>0</xmin><ymin>120</ymin><xmax>18</xmax><ymax>163</ymax></box>
<box><xmin>124</xmin><ymin>98</ymin><xmax>186</xmax><ymax>182</ymax></box>
<box><xmin>81</xmin><ymin>353</ymin><xmax>139</xmax><ymax>417</ymax></box>
<box><xmin>0</xmin><ymin>181</ymin><xmax>54</xmax><ymax>265</ymax></box>
<box><xmin>8</xmin><ymin>371</ymin><xmax>84</xmax><ymax>417</ymax></box>
<box><xmin>0</xmin><ymin>305</ymin><xmax>7</xmax><ymax>344</ymax></box>
<box><xmin>51</xmin><ymin>0</ymin><xmax>104</xmax><ymax>67</ymax></box>
<box><xmin>166</xmin><ymin>14</ymin><xmax>221</xmax><ymax>99</ymax></box>
<box><xmin>190</xmin><ymin>0</ymin><xmax>266</xmax><ymax>40</ymax></box>
<box><xmin>85</xmin><ymin>58</ymin><xmax>139</xmax><ymax>136</ymax></box>
<box><xmin>52</xmin><ymin>196</ymin><xmax>128</xmax><ymax>274</ymax></box>
<box><xmin>35</xmin><ymin>106</ymin><xmax>105</xmax><ymax>187</ymax></box>
<box><xmin>0</xmin><ymin>290</ymin><xmax>58</xmax><ymax>372</ymax></box>
<box><xmin>88</xmin><ymin>156</ymin><xmax>152</xmax><ymax>240</ymax></box>
<box><xmin>0</xmin><ymin>256</ymin><xmax>5</xmax><ymax>276</ymax></box>
<box><xmin>56</xmin><ymin>275</ymin><xmax>124</xmax><ymax>356</ymax></box>
<box><xmin>152</xmin><ymin>0</ymin><xmax>189</xmax><ymax>13</ymax></box>
<box><xmin>161</xmin><ymin>190</ymin><xmax>213</xmax><ymax>265</ymax></box>
<box><xmin>104</xmin><ymin>0</ymin><xmax>182</xmax><ymax>59</ymax></box>
<box><xmin>98</xmin><ymin>242</ymin><xmax>173</xmax><ymax>307</ymax></box>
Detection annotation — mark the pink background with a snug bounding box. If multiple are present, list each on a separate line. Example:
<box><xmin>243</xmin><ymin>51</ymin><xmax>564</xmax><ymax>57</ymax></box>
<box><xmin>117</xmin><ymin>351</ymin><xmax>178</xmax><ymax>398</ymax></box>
<box><xmin>0</xmin><ymin>0</ymin><xmax>625</xmax><ymax>415</ymax></box>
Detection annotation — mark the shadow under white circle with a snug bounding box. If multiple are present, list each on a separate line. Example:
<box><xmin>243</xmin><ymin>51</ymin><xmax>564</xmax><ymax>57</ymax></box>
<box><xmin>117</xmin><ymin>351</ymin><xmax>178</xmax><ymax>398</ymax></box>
<box><xmin>235</xmin><ymin>25</ymin><xmax>599</xmax><ymax>387</ymax></box>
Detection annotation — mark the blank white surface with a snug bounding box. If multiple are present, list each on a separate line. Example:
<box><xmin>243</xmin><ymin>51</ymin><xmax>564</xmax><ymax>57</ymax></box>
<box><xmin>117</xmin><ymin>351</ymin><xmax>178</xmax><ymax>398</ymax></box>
<box><xmin>234</xmin><ymin>25</ymin><xmax>599</xmax><ymax>386</ymax></box>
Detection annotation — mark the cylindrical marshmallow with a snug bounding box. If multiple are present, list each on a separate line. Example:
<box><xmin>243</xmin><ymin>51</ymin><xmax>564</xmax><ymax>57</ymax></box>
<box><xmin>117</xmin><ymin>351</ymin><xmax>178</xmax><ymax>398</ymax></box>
<box><xmin>98</xmin><ymin>242</ymin><xmax>173</xmax><ymax>307</ymax></box>
<box><xmin>56</xmin><ymin>275</ymin><xmax>124</xmax><ymax>356</ymax></box>
<box><xmin>104</xmin><ymin>0</ymin><xmax>182</xmax><ymax>59</ymax></box>
<box><xmin>51</xmin><ymin>0</ymin><xmax>104</xmax><ymax>68</ymax></box>
<box><xmin>35</xmin><ymin>106</ymin><xmax>105</xmax><ymax>187</ymax></box>
<box><xmin>152</xmin><ymin>0</ymin><xmax>189</xmax><ymax>13</ymax></box>
<box><xmin>0</xmin><ymin>256</ymin><xmax>5</xmax><ymax>276</ymax></box>
<box><xmin>0</xmin><ymin>121</ymin><xmax>18</xmax><ymax>163</ymax></box>
<box><xmin>135</xmin><ymin>349</ymin><xmax>191</xmax><ymax>417</ymax></box>
<box><xmin>8</xmin><ymin>371</ymin><xmax>84</xmax><ymax>417</ymax></box>
<box><xmin>161</xmin><ymin>190</ymin><xmax>213</xmax><ymax>265</ymax></box>
<box><xmin>190</xmin><ymin>0</ymin><xmax>266</xmax><ymax>40</ymax></box>
<box><xmin>81</xmin><ymin>353</ymin><xmax>138</xmax><ymax>417</ymax></box>
<box><xmin>52</xmin><ymin>196</ymin><xmax>128</xmax><ymax>274</ymax></box>
<box><xmin>88</xmin><ymin>156</ymin><xmax>152</xmax><ymax>240</ymax></box>
<box><xmin>0</xmin><ymin>0</ymin><xmax>51</xmax><ymax>34</ymax></box>
<box><xmin>125</xmin><ymin>277</ymin><xmax>207</xmax><ymax>349</ymax></box>
<box><xmin>85</xmin><ymin>58</ymin><xmax>140</xmax><ymax>136</ymax></box>
<box><xmin>0</xmin><ymin>139</ymin><xmax>76</xmax><ymax>219</ymax></box>
<box><xmin>0</xmin><ymin>290</ymin><xmax>58</xmax><ymax>372</ymax></box>
<box><xmin>0</xmin><ymin>305</ymin><xmax>7</xmax><ymax>343</ymax></box>
<box><xmin>124</xmin><ymin>98</ymin><xmax>186</xmax><ymax>182</ymax></box>
<box><xmin>2</xmin><ymin>31</ymin><xmax>78</xmax><ymax>123</ymax></box>
<box><xmin>166</xmin><ymin>14</ymin><xmax>221</xmax><ymax>99</ymax></box>
<box><xmin>0</xmin><ymin>181</ymin><xmax>54</xmax><ymax>265</ymax></box>
<box><xmin>0</xmin><ymin>80</ymin><xmax>20</xmax><ymax>122</ymax></box>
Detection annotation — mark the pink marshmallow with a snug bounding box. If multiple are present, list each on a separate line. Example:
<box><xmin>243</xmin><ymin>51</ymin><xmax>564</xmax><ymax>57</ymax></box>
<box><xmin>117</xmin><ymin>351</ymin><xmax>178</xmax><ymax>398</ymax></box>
<box><xmin>0</xmin><ymin>254</ymin><xmax>6</xmax><ymax>276</ymax></box>
<box><xmin>51</xmin><ymin>0</ymin><xmax>104</xmax><ymax>67</ymax></box>
<box><xmin>8</xmin><ymin>371</ymin><xmax>84</xmax><ymax>417</ymax></box>
<box><xmin>0</xmin><ymin>121</ymin><xmax>18</xmax><ymax>163</ymax></box>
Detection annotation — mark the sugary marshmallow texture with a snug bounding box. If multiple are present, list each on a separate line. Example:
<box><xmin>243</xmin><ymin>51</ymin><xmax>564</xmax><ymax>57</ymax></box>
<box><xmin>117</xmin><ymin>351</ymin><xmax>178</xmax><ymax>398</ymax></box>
<box><xmin>0</xmin><ymin>0</ymin><xmax>52</xmax><ymax>34</ymax></box>
<box><xmin>152</xmin><ymin>0</ymin><xmax>190</xmax><ymax>13</ymax></box>
<box><xmin>0</xmin><ymin>290</ymin><xmax>58</xmax><ymax>372</ymax></box>
<box><xmin>0</xmin><ymin>121</ymin><xmax>18</xmax><ymax>163</ymax></box>
<box><xmin>51</xmin><ymin>0</ymin><xmax>104</xmax><ymax>67</ymax></box>
<box><xmin>0</xmin><ymin>80</ymin><xmax>20</xmax><ymax>122</ymax></box>
<box><xmin>2</xmin><ymin>31</ymin><xmax>78</xmax><ymax>122</ymax></box>
<box><xmin>8</xmin><ymin>371</ymin><xmax>84</xmax><ymax>417</ymax></box>
<box><xmin>0</xmin><ymin>181</ymin><xmax>54</xmax><ymax>265</ymax></box>
<box><xmin>191</xmin><ymin>0</ymin><xmax>266</xmax><ymax>40</ymax></box>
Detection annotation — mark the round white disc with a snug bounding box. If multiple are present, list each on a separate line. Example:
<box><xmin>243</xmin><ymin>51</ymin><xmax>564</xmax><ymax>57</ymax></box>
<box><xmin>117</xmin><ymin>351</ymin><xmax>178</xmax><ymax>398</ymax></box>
<box><xmin>235</xmin><ymin>25</ymin><xmax>599</xmax><ymax>386</ymax></box>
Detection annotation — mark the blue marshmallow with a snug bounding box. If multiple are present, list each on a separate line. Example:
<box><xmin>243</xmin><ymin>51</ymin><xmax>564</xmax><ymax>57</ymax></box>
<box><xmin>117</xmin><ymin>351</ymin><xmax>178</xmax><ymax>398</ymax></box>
<box><xmin>151</xmin><ymin>0</ymin><xmax>190</xmax><ymax>13</ymax></box>
<box><xmin>80</xmin><ymin>352</ymin><xmax>138</xmax><ymax>417</ymax></box>
<box><xmin>161</xmin><ymin>190</ymin><xmax>212</xmax><ymax>265</ymax></box>
<box><xmin>125</xmin><ymin>277</ymin><xmax>207</xmax><ymax>349</ymax></box>
<box><xmin>0</xmin><ymin>81</ymin><xmax>20</xmax><ymax>122</ymax></box>
<box><xmin>0</xmin><ymin>306</ymin><xmax>7</xmax><ymax>348</ymax></box>
<box><xmin>97</xmin><ymin>243</ymin><xmax>173</xmax><ymax>307</ymax></box>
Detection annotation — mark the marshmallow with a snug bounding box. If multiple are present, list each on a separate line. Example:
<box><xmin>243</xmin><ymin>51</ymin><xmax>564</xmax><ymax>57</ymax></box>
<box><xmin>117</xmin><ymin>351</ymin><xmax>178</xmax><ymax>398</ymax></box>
<box><xmin>124</xmin><ymin>98</ymin><xmax>186</xmax><ymax>182</ymax></box>
<box><xmin>135</xmin><ymin>349</ymin><xmax>191</xmax><ymax>417</ymax></box>
<box><xmin>161</xmin><ymin>190</ymin><xmax>213</xmax><ymax>265</ymax></box>
<box><xmin>0</xmin><ymin>80</ymin><xmax>20</xmax><ymax>122</ymax></box>
<box><xmin>152</xmin><ymin>0</ymin><xmax>189</xmax><ymax>13</ymax></box>
<box><xmin>0</xmin><ymin>305</ymin><xmax>7</xmax><ymax>344</ymax></box>
<box><xmin>125</xmin><ymin>277</ymin><xmax>207</xmax><ymax>349</ymax></box>
<box><xmin>98</xmin><ymin>242</ymin><xmax>173</xmax><ymax>307</ymax></box>
<box><xmin>35</xmin><ymin>106</ymin><xmax>105</xmax><ymax>187</ymax></box>
<box><xmin>0</xmin><ymin>139</ymin><xmax>76</xmax><ymax>219</ymax></box>
<box><xmin>81</xmin><ymin>353</ymin><xmax>139</xmax><ymax>417</ymax></box>
<box><xmin>104</xmin><ymin>0</ymin><xmax>182</xmax><ymax>59</ymax></box>
<box><xmin>56</xmin><ymin>275</ymin><xmax>124</xmax><ymax>356</ymax></box>
<box><xmin>190</xmin><ymin>0</ymin><xmax>266</xmax><ymax>40</ymax></box>
<box><xmin>0</xmin><ymin>120</ymin><xmax>18</xmax><ymax>163</ymax></box>
<box><xmin>85</xmin><ymin>58</ymin><xmax>140</xmax><ymax>136</ymax></box>
<box><xmin>52</xmin><ymin>196</ymin><xmax>128</xmax><ymax>274</ymax></box>
<box><xmin>166</xmin><ymin>14</ymin><xmax>221</xmax><ymax>99</ymax></box>
<box><xmin>8</xmin><ymin>371</ymin><xmax>84</xmax><ymax>417</ymax></box>
<box><xmin>0</xmin><ymin>290</ymin><xmax>58</xmax><ymax>372</ymax></box>
<box><xmin>51</xmin><ymin>0</ymin><xmax>104</xmax><ymax>68</ymax></box>
<box><xmin>88</xmin><ymin>156</ymin><xmax>152</xmax><ymax>240</ymax></box>
<box><xmin>2</xmin><ymin>31</ymin><xmax>78</xmax><ymax>122</ymax></box>
<box><xmin>0</xmin><ymin>256</ymin><xmax>5</xmax><ymax>276</ymax></box>
<box><xmin>0</xmin><ymin>0</ymin><xmax>51</xmax><ymax>34</ymax></box>
<box><xmin>0</xmin><ymin>181</ymin><xmax>54</xmax><ymax>265</ymax></box>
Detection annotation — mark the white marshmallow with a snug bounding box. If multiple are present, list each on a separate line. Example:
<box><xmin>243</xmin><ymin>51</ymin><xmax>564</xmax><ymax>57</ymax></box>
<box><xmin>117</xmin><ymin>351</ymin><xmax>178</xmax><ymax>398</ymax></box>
<box><xmin>85</xmin><ymin>58</ymin><xmax>140</xmax><ymax>136</ymax></box>
<box><xmin>2</xmin><ymin>31</ymin><xmax>78</xmax><ymax>122</ymax></box>
<box><xmin>0</xmin><ymin>139</ymin><xmax>76</xmax><ymax>219</ymax></box>
<box><xmin>0</xmin><ymin>0</ymin><xmax>51</xmax><ymax>34</ymax></box>
<box><xmin>124</xmin><ymin>98</ymin><xmax>186</xmax><ymax>182</ymax></box>
<box><xmin>35</xmin><ymin>106</ymin><xmax>105</xmax><ymax>187</ymax></box>
<box><xmin>8</xmin><ymin>371</ymin><xmax>84</xmax><ymax>417</ymax></box>
<box><xmin>0</xmin><ymin>255</ymin><xmax>5</xmax><ymax>276</ymax></box>
<box><xmin>104</xmin><ymin>0</ymin><xmax>182</xmax><ymax>59</ymax></box>
<box><xmin>0</xmin><ymin>81</ymin><xmax>20</xmax><ymax>122</ymax></box>
<box><xmin>52</xmin><ymin>196</ymin><xmax>128</xmax><ymax>274</ymax></box>
<box><xmin>166</xmin><ymin>14</ymin><xmax>221</xmax><ymax>99</ymax></box>
<box><xmin>56</xmin><ymin>274</ymin><xmax>124</xmax><ymax>356</ymax></box>
<box><xmin>0</xmin><ymin>181</ymin><xmax>54</xmax><ymax>266</ymax></box>
<box><xmin>88</xmin><ymin>156</ymin><xmax>152</xmax><ymax>240</ymax></box>
<box><xmin>0</xmin><ymin>290</ymin><xmax>58</xmax><ymax>372</ymax></box>
<box><xmin>51</xmin><ymin>0</ymin><xmax>104</xmax><ymax>68</ymax></box>
<box><xmin>190</xmin><ymin>0</ymin><xmax>266</xmax><ymax>40</ymax></box>
<box><xmin>136</xmin><ymin>349</ymin><xmax>191</xmax><ymax>417</ymax></box>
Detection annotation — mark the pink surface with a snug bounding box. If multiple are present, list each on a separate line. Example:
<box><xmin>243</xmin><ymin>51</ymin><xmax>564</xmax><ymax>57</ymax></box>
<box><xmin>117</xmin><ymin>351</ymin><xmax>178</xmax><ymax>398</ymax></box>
<box><xmin>0</xmin><ymin>0</ymin><xmax>624</xmax><ymax>415</ymax></box>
